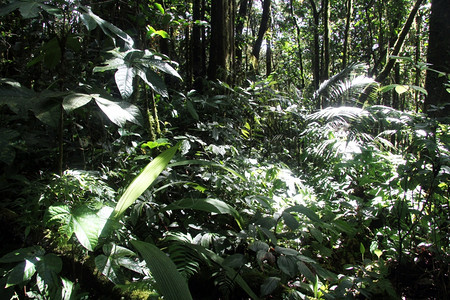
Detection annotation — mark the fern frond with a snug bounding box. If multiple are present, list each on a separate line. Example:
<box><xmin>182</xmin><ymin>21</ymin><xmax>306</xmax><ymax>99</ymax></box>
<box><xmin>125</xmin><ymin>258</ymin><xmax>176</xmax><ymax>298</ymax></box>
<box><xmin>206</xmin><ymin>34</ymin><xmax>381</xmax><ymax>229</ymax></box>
<box><xmin>314</xmin><ymin>63</ymin><xmax>377</xmax><ymax>105</ymax></box>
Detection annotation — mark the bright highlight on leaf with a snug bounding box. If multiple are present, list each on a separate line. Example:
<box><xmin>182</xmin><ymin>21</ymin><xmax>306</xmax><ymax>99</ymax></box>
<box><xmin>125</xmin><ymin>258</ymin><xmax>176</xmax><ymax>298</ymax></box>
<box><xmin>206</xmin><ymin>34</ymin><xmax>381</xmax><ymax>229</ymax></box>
<box><xmin>113</xmin><ymin>142</ymin><xmax>180</xmax><ymax>218</ymax></box>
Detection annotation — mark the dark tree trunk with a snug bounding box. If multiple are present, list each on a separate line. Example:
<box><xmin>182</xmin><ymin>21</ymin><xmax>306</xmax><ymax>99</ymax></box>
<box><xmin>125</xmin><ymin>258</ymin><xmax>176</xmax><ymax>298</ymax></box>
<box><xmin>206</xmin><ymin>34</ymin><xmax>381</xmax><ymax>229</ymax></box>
<box><xmin>308</xmin><ymin>0</ymin><xmax>321</xmax><ymax>92</ymax></box>
<box><xmin>207</xmin><ymin>0</ymin><xmax>235</xmax><ymax>82</ymax></box>
<box><xmin>342</xmin><ymin>0</ymin><xmax>353</xmax><ymax>68</ymax></box>
<box><xmin>424</xmin><ymin>0</ymin><xmax>450</xmax><ymax>117</ymax></box>
<box><xmin>192</xmin><ymin>0</ymin><xmax>205</xmax><ymax>90</ymax></box>
<box><xmin>235</xmin><ymin>0</ymin><xmax>250</xmax><ymax>77</ymax></box>
<box><xmin>289</xmin><ymin>0</ymin><xmax>305</xmax><ymax>88</ymax></box>
<box><xmin>322</xmin><ymin>0</ymin><xmax>330</xmax><ymax>80</ymax></box>
<box><xmin>251</xmin><ymin>0</ymin><xmax>271</xmax><ymax>61</ymax></box>
<box><xmin>375</xmin><ymin>0</ymin><xmax>423</xmax><ymax>83</ymax></box>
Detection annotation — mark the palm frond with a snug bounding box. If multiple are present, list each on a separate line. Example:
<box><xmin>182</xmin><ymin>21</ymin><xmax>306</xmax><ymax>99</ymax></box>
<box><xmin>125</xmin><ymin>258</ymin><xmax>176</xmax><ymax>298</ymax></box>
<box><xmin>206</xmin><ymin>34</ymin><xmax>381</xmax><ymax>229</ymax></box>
<box><xmin>314</xmin><ymin>63</ymin><xmax>377</xmax><ymax>105</ymax></box>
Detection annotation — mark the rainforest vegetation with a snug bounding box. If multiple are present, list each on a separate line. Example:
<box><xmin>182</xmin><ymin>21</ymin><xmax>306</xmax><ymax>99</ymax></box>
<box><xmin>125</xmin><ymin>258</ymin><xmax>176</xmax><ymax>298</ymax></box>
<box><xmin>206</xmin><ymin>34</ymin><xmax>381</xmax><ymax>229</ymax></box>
<box><xmin>0</xmin><ymin>0</ymin><xmax>449</xmax><ymax>299</ymax></box>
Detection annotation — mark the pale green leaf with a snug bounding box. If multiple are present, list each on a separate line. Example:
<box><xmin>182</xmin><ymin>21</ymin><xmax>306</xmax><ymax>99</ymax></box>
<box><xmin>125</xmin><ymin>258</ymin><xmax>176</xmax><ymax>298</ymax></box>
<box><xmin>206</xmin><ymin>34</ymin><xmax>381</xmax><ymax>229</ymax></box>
<box><xmin>168</xmin><ymin>159</ymin><xmax>246</xmax><ymax>181</ymax></box>
<box><xmin>93</xmin><ymin>57</ymin><xmax>125</xmax><ymax>72</ymax></box>
<box><xmin>394</xmin><ymin>85</ymin><xmax>409</xmax><ymax>94</ymax></box>
<box><xmin>113</xmin><ymin>142</ymin><xmax>180</xmax><ymax>218</ymax></box>
<box><xmin>131</xmin><ymin>240</ymin><xmax>193</xmax><ymax>300</ymax></box>
<box><xmin>62</xmin><ymin>93</ymin><xmax>93</xmax><ymax>112</ymax></box>
<box><xmin>115</xmin><ymin>66</ymin><xmax>136</xmax><ymax>99</ymax></box>
<box><xmin>162</xmin><ymin>198</ymin><xmax>243</xmax><ymax>229</ymax></box>
<box><xmin>6</xmin><ymin>259</ymin><xmax>37</xmax><ymax>287</ymax></box>
<box><xmin>94</xmin><ymin>96</ymin><xmax>141</xmax><ymax>127</ymax></box>
<box><xmin>154</xmin><ymin>3</ymin><xmax>165</xmax><ymax>14</ymax></box>
<box><xmin>284</xmin><ymin>205</ymin><xmax>321</xmax><ymax>223</ymax></box>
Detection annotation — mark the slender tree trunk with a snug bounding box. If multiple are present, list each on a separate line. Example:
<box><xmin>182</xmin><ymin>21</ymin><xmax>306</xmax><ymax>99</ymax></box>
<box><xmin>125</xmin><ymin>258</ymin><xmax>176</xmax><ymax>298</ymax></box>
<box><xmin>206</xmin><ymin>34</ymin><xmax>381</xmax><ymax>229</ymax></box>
<box><xmin>251</xmin><ymin>0</ymin><xmax>271</xmax><ymax>62</ymax></box>
<box><xmin>236</xmin><ymin>0</ymin><xmax>250</xmax><ymax>77</ymax></box>
<box><xmin>414</xmin><ymin>13</ymin><xmax>421</xmax><ymax>112</ymax></box>
<box><xmin>322</xmin><ymin>0</ymin><xmax>330</xmax><ymax>80</ymax></box>
<box><xmin>342</xmin><ymin>0</ymin><xmax>353</xmax><ymax>68</ymax></box>
<box><xmin>289</xmin><ymin>0</ymin><xmax>305</xmax><ymax>88</ymax></box>
<box><xmin>308</xmin><ymin>0</ymin><xmax>321</xmax><ymax>92</ymax></box>
<box><xmin>266</xmin><ymin>38</ymin><xmax>272</xmax><ymax>76</ymax></box>
<box><xmin>192</xmin><ymin>0</ymin><xmax>205</xmax><ymax>90</ymax></box>
<box><xmin>375</xmin><ymin>0</ymin><xmax>424</xmax><ymax>83</ymax></box>
<box><xmin>424</xmin><ymin>0</ymin><xmax>450</xmax><ymax>116</ymax></box>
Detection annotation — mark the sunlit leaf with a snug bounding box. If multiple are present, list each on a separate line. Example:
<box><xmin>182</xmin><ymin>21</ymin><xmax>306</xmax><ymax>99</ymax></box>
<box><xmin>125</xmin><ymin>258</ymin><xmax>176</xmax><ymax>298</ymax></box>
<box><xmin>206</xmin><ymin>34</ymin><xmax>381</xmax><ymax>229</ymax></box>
<box><xmin>63</xmin><ymin>93</ymin><xmax>93</xmax><ymax>112</ymax></box>
<box><xmin>113</xmin><ymin>142</ymin><xmax>180</xmax><ymax>218</ymax></box>
<box><xmin>115</xmin><ymin>66</ymin><xmax>136</xmax><ymax>99</ymax></box>
<box><xmin>394</xmin><ymin>85</ymin><xmax>409</xmax><ymax>94</ymax></box>
<box><xmin>131</xmin><ymin>240</ymin><xmax>193</xmax><ymax>300</ymax></box>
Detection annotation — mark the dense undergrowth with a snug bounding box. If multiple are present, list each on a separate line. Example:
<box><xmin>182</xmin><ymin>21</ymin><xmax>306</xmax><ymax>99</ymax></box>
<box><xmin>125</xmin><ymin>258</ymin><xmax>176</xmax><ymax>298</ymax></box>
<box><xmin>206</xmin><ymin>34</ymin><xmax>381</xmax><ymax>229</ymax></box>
<box><xmin>0</xmin><ymin>2</ymin><xmax>449</xmax><ymax>299</ymax></box>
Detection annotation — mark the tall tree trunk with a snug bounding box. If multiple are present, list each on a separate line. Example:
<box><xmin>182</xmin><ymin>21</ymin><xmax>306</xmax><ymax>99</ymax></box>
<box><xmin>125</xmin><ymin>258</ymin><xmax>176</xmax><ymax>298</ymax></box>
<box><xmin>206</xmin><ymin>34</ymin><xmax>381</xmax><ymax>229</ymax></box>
<box><xmin>251</xmin><ymin>0</ymin><xmax>271</xmax><ymax>62</ymax></box>
<box><xmin>308</xmin><ymin>0</ymin><xmax>321</xmax><ymax>92</ymax></box>
<box><xmin>192</xmin><ymin>0</ymin><xmax>205</xmax><ymax>90</ymax></box>
<box><xmin>207</xmin><ymin>0</ymin><xmax>235</xmax><ymax>82</ymax></box>
<box><xmin>266</xmin><ymin>38</ymin><xmax>272</xmax><ymax>76</ymax></box>
<box><xmin>236</xmin><ymin>0</ymin><xmax>250</xmax><ymax>77</ymax></box>
<box><xmin>342</xmin><ymin>0</ymin><xmax>353</xmax><ymax>68</ymax></box>
<box><xmin>375</xmin><ymin>0</ymin><xmax>424</xmax><ymax>83</ymax></box>
<box><xmin>424</xmin><ymin>0</ymin><xmax>450</xmax><ymax>117</ymax></box>
<box><xmin>322</xmin><ymin>0</ymin><xmax>330</xmax><ymax>80</ymax></box>
<box><xmin>289</xmin><ymin>0</ymin><xmax>305</xmax><ymax>88</ymax></box>
<box><xmin>414</xmin><ymin>13</ymin><xmax>422</xmax><ymax>112</ymax></box>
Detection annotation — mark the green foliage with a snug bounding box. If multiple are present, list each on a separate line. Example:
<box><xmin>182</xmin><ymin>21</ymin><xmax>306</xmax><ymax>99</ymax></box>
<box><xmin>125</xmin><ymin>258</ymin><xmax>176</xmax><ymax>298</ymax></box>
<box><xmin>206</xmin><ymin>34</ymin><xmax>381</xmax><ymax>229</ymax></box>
<box><xmin>0</xmin><ymin>0</ymin><xmax>448</xmax><ymax>299</ymax></box>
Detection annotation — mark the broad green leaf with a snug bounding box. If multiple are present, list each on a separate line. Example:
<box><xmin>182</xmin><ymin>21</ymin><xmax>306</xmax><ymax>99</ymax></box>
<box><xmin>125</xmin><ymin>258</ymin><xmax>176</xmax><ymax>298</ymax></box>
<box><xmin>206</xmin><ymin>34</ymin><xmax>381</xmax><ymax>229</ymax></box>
<box><xmin>223</xmin><ymin>254</ymin><xmax>246</xmax><ymax>269</ymax></box>
<box><xmin>168</xmin><ymin>159</ymin><xmax>246</xmax><ymax>181</ymax></box>
<box><xmin>71</xmin><ymin>207</ymin><xmax>105</xmax><ymax>251</ymax></box>
<box><xmin>78</xmin><ymin>6</ymin><xmax>134</xmax><ymax>49</ymax></box>
<box><xmin>131</xmin><ymin>240</ymin><xmax>193</xmax><ymax>300</ymax></box>
<box><xmin>95</xmin><ymin>243</ymin><xmax>141</xmax><ymax>284</ymax></box>
<box><xmin>183</xmin><ymin>243</ymin><xmax>260</xmax><ymax>300</ymax></box>
<box><xmin>274</xmin><ymin>246</ymin><xmax>298</xmax><ymax>256</ymax></box>
<box><xmin>57</xmin><ymin>277</ymin><xmax>75</xmax><ymax>300</ymax></box>
<box><xmin>261</xmin><ymin>277</ymin><xmax>280</xmax><ymax>296</ymax></box>
<box><xmin>154</xmin><ymin>3</ymin><xmax>165</xmax><ymax>14</ymax></box>
<box><xmin>95</xmin><ymin>254</ymin><xmax>123</xmax><ymax>284</ymax></box>
<box><xmin>284</xmin><ymin>205</ymin><xmax>321</xmax><ymax>223</ymax></box>
<box><xmin>35</xmin><ymin>254</ymin><xmax>62</xmax><ymax>291</ymax></box>
<box><xmin>297</xmin><ymin>261</ymin><xmax>316</xmax><ymax>283</ymax></box>
<box><xmin>185</xmin><ymin>99</ymin><xmax>199</xmax><ymax>120</ymax></box>
<box><xmin>115</xmin><ymin>66</ymin><xmax>136</xmax><ymax>99</ymax></box>
<box><xmin>6</xmin><ymin>259</ymin><xmax>37</xmax><ymax>287</ymax></box>
<box><xmin>249</xmin><ymin>241</ymin><xmax>270</xmax><ymax>252</ymax></box>
<box><xmin>277</xmin><ymin>256</ymin><xmax>297</xmax><ymax>277</ymax></box>
<box><xmin>394</xmin><ymin>85</ymin><xmax>409</xmax><ymax>94</ymax></box>
<box><xmin>0</xmin><ymin>246</ymin><xmax>44</xmax><ymax>263</ymax></box>
<box><xmin>0</xmin><ymin>2</ymin><xmax>21</xmax><ymax>17</ymax></box>
<box><xmin>113</xmin><ymin>142</ymin><xmax>180</xmax><ymax>218</ymax></box>
<box><xmin>149</xmin><ymin>59</ymin><xmax>182</xmax><ymax>80</ymax></box>
<box><xmin>410</xmin><ymin>85</ymin><xmax>428</xmax><ymax>95</ymax></box>
<box><xmin>93</xmin><ymin>57</ymin><xmax>125</xmax><ymax>72</ymax></box>
<box><xmin>281</xmin><ymin>211</ymin><xmax>299</xmax><ymax>230</ymax></box>
<box><xmin>94</xmin><ymin>96</ymin><xmax>141</xmax><ymax>127</ymax></box>
<box><xmin>136</xmin><ymin>68</ymin><xmax>168</xmax><ymax>97</ymax></box>
<box><xmin>162</xmin><ymin>198</ymin><xmax>243</xmax><ymax>229</ymax></box>
<box><xmin>63</xmin><ymin>93</ymin><xmax>93</xmax><ymax>112</ymax></box>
